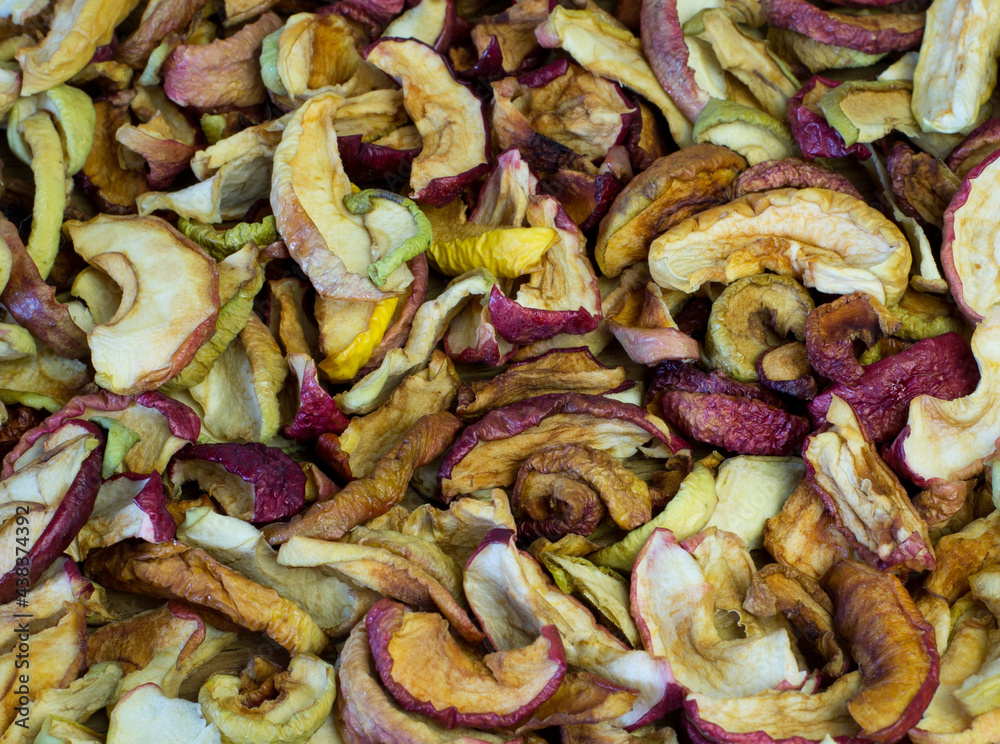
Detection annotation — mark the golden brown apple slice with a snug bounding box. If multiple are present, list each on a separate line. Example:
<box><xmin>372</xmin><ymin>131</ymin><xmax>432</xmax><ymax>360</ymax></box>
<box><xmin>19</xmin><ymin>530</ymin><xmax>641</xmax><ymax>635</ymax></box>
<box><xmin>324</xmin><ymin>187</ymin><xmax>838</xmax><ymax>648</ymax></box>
<box><xmin>63</xmin><ymin>215</ymin><xmax>220</xmax><ymax>396</ymax></box>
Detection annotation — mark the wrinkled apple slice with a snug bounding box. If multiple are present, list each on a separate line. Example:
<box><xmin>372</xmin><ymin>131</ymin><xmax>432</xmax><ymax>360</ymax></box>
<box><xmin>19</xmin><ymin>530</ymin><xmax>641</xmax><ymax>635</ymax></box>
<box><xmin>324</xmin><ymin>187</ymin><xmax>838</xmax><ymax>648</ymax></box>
<box><xmin>180</xmin><ymin>507</ymin><xmax>367</xmax><ymax>636</ymax></box>
<box><xmin>947</xmin><ymin>118</ymin><xmax>1000</xmax><ymax>179</ymax></box>
<box><xmin>640</xmin><ymin>0</ymin><xmax>712</xmax><ymax>122</ymax></box>
<box><xmin>107</xmin><ymin>684</ymin><xmax>221</xmax><ymax>744</ymax></box>
<box><xmin>83</xmin><ymin>540</ymin><xmax>327</xmax><ymax>655</ymax></box>
<box><xmin>382</xmin><ymin>0</ymin><xmax>455</xmax><ymax>51</ymax></box>
<box><xmin>366</xmin><ymin>38</ymin><xmax>489</xmax><ymax>206</ymax></box>
<box><xmin>912</xmin><ymin>0</ymin><xmax>1000</xmax><ymax>134</ymax></box>
<box><xmin>367</xmin><ymin>599</ymin><xmax>565</xmax><ymax>728</ymax></box>
<box><xmin>888</xmin><ymin>306</ymin><xmax>1000</xmax><ymax>485</ymax></box>
<box><xmin>464</xmin><ymin>529</ymin><xmax>682</xmax><ymax>729</ymax></box>
<box><xmin>630</xmin><ymin>528</ymin><xmax>807</xmax><ymax>698</ymax></box>
<box><xmin>0</xmin><ymin>557</ymin><xmax>90</xmax><ymax>649</ymax></box>
<box><xmin>271</xmin><ymin>92</ymin><xmax>409</xmax><ymax>301</ymax></box>
<box><xmin>763</xmin><ymin>0</ymin><xmax>924</xmax><ymax>54</ymax></box>
<box><xmin>595</xmin><ymin>144</ymin><xmax>744</xmax><ymax>278</ymax></box>
<box><xmin>787</xmin><ymin>76</ymin><xmax>872</xmax><ymax>161</ymax></box>
<box><xmin>199</xmin><ymin>654</ymin><xmax>337</xmax><ymax>744</ymax></box>
<box><xmin>805</xmin><ymin>395</ymin><xmax>933</xmax><ymax>573</ymax></box>
<box><xmin>170</xmin><ymin>443</ymin><xmax>305</xmax><ymax>524</ymax></box>
<box><xmin>438</xmin><ymin>392</ymin><xmax>684</xmax><ymax>499</ymax></box>
<box><xmin>924</xmin><ymin>512</ymin><xmax>1000</xmax><ymax>605</ymax></box>
<box><xmin>15</xmin><ymin>0</ymin><xmax>139</xmax><ymax>95</ymax></box>
<box><xmin>13</xmin><ymin>662</ymin><xmax>123</xmax><ymax>744</ymax></box>
<box><xmin>942</xmin><ymin>150</ymin><xmax>1000</xmax><ymax>323</ymax></box>
<box><xmin>825</xmin><ymin>560</ymin><xmax>939</xmax><ymax>742</ymax></box>
<box><xmin>808</xmin><ymin>332</ymin><xmax>980</xmax><ymax>444</ymax></box>
<box><xmin>536</xmin><ymin>5</ymin><xmax>692</xmax><ymax>147</ymax></box>
<box><xmin>337</xmin><ymin>620</ymin><xmax>520</xmax><ymax>744</ymax></box>
<box><xmin>64</xmin><ymin>215</ymin><xmax>220</xmax><ymax>396</ymax></box>
<box><xmin>648</xmin><ymin>187</ymin><xmax>912</xmax><ymax>306</ymax></box>
<box><xmin>804</xmin><ymin>292</ymin><xmax>901</xmax><ymax>386</ymax></box>
<box><xmin>705</xmin><ymin>455</ymin><xmax>804</xmax><ymax>550</ymax></box>
<box><xmin>70</xmin><ymin>473</ymin><xmax>174</xmax><ymax>560</ymax></box>
<box><xmin>692</xmin><ymin>99</ymin><xmax>796</xmax><ymax>166</ymax></box>
<box><xmin>729</xmin><ymin>157</ymin><xmax>863</xmax><ymax>200</ymax></box>
<box><xmin>0</xmin><ymin>426</ymin><xmax>103</xmax><ymax>603</ymax></box>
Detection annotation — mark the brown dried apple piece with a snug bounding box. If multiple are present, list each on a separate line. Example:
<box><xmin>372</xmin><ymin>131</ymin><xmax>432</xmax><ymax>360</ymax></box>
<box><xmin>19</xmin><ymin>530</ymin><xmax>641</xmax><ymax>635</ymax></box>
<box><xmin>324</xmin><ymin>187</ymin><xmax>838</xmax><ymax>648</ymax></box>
<box><xmin>276</xmin><ymin>535</ymin><xmax>484</xmax><ymax>644</ymax></box>
<box><xmin>163</xmin><ymin>12</ymin><xmax>281</xmax><ymax>108</ymax></box>
<box><xmin>925</xmin><ymin>512</ymin><xmax>1000</xmax><ymax>605</ymax></box>
<box><xmin>366</xmin><ymin>38</ymin><xmax>489</xmax><ymax>206</ymax></box>
<box><xmin>336</xmin><ymin>620</ymin><xmax>519</xmax><ymax>744</ymax></box>
<box><xmin>887</xmin><ymin>142</ymin><xmax>960</xmax><ymax>231</ymax></box>
<box><xmin>82</xmin><ymin>540</ymin><xmax>327</xmax><ymax>655</ymax></box>
<box><xmin>595</xmin><ymin>144</ymin><xmax>745</xmax><ymax>278</ymax></box>
<box><xmin>649</xmin><ymin>188</ymin><xmax>912</xmax><ymax>306</ymax></box>
<box><xmin>826</xmin><ymin>559</ymin><xmax>939</xmax><ymax>742</ymax></box>
<box><xmin>86</xmin><ymin>602</ymin><xmax>235</xmax><ymax>700</ymax></box>
<box><xmin>744</xmin><ymin>563</ymin><xmax>850</xmax><ymax>678</ymax></box>
<box><xmin>763</xmin><ymin>477</ymin><xmax>853</xmax><ymax>581</ymax></box>
<box><xmin>805</xmin><ymin>291</ymin><xmax>901</xmax><ymax>386</ymax></box>
<box><xmin>728</xmin><ymin>157</ymin><xmax>863</xmax><ymax>200</ymax></box>
<box><xmin>606</xmin><ymin>275</ymin><xmax>699</xmax><ymax>366</ymax></box>
<box><xmin>366</xmin><ymin>599</ymin><xmax>565</xmax><ymax>728</ymax></box>
<box><xmin>77</xmin><ymin>95</ymin><xmax>149</xmax><ymax>215</ymax></box>
<box><xmin>264</xmin><ymin>412</ymin><xmax>460</xmax><ymax>544</ymax></box>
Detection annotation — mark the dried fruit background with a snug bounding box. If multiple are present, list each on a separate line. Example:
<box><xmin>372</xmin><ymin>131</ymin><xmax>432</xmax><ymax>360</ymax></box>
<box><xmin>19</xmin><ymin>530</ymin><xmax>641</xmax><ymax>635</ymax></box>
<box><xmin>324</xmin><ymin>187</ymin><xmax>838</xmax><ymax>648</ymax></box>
<box><xmin>0</xmin><ymin>0</ymin><xmax>998</xmax><ymax>741</ymax></box>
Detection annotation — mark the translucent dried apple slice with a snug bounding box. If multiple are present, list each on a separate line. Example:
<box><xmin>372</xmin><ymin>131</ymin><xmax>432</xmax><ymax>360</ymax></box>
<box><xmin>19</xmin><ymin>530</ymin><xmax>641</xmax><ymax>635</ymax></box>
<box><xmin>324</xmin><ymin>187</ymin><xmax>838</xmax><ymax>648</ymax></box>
<box><xmin>366</xmin><ymin>38</ymin><xmax>489</xmax><ymax>207</ymax></box>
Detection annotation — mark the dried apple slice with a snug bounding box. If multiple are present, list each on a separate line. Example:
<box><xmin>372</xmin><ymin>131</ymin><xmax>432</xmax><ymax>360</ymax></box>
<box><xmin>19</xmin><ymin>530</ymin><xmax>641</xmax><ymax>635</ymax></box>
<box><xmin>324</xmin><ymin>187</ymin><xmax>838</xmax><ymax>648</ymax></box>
<box><xmin>947</xmin><ymin>118</ymin><xmax>1000</xmax><ymax>179</ymax></box>
<box><xmin>942</xmin><ymin>150</ymin><xmax>1000</xmax><ymax>323</ymax></box>
<box><xmin>630</xmin><ymin>528</ymin><xmax>807</xmax><ymax>698</ymax></box>
<box><xmin>887</xmin><ymin>306</ymin><xmax>1000</xmax><ymax>485</ymax></box>
<box><xmin>729</xmin><ymin>157</ymin><xmax>863</xmax><ymax>200</ymax></box>
<box><xmin>438</xmin><ymin>392</ymin><xmax>684</xmax><ymax>499</ymax></box>
<box><xmin>692</xmin><ymin>99</ymin><xmax>795</xmax><ymax>166</ymax></box>
<box><xmin>763</xmin><ymin>0</ymin><xmax>924</xmax><ymax>54</ymax></box>
<box><xmin>826</xmin><ymin>560</ymin><xmax>939</xmax><ymax>742</ymax></box>
<box><xmin>199</xmin><ymin>654</ymin><xmax>337</xmax><ymax>744</ymax></box>
<box><xmin>64</xmin><ymin>215</ymin><xmax>220</xmax><ymax>396</ymax></box>
<box><xmin>912</xmin><ymin>0</ymin><xmax>1000</xmax><ymax>134</ymax></box>
<box><xmin>366</xmin><ymin>38</ymin><xmax>489</xmax><ymax>206</ymax></box>
<box><xmin>535</xmin><ymin>5</ymin><xmax>692</xmax><ymax>147</ymax></box>
<box><xmin>639</xmin><ymin>0</ymin><xmax>712</xmax><ymax>122</ymax></box>
<box><xmin>70</xmin><ymin>473</ymin><xmax>174</xmax><ymax>560</ymax></box>
<box><xmin>464</xmin><ymin>529</ymin><xmax>682</xmax><ymax>729</ymax></box>
<box><xmin>0</xmin><ymin>425</ymin><xmax>103</xmax><ymax>603</ymax></box>
<box><xmin>787</xmin><ymin>76</ymin><xmax>871</xmax><ymax>161</ymax></box>
<box><xmin>83</xmin><ymin>540</ymin><xmax>328</xmax><ymax>655</ymax></box>
<box><xmin>595</xmin><ymin>144</ymin><xmax>744</xmax><ymax>278</ymax></box>
<box><xmin>337</xmin><ymin>620</ymin><xmax>520</xmax><ymax>744</ymax></box>
<box><xmin>106</xmin><ymin>684</ymin><xmax>222</xmax><ymax>744</ymax></box>
<box><xmin>648</xmin><ymin>187</ymin><xmax>912</xmax><ymax>306</ymax></box>
<box><xmin>271</xmin><ymin>92</ymin><xmax>408</xmax><ymax>301</ymax></box>
<box><xmin>367</xmin><ymin>599</ymin><xmax>566</xmax><ymax>728</ymax></box>
<box><xmin>807</xmin><ymin>332</ymin><xmax>980</xmax><ymax>444</ymax></box>
<box><xmin>805</xmin><ymin>395</ymin><xmax>933</xmax><ymax>573</ymax></box>
<box><xmin>15</xmin><ymin>0</ymin><xmax>139</xmax><ymax>95</ymax></box>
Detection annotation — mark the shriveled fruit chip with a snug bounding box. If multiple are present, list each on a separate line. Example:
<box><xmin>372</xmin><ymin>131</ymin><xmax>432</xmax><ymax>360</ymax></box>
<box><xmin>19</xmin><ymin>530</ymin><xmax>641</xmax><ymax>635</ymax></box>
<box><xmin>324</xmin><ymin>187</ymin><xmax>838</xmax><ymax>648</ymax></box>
<box><xmin>70</xmin><ymin>473</ymin><xmax>174</xmax><ymax>559</ymax></box>
<box><xmin>693</xmin><ymin>99</ymin><xmax>795</xmax><ymax>166</ymax></box>
<box><xmin>106</xmin><ymin>683</ymin><xmax>222</xmax><ymax>744</ymax></box>
<box><xmin>648</xmin><ymin>187</ymin><xmax>912</xmax><ymax>306</ymax></box>
<box><xmin>826</xmin><ymin>560</ymin><xmax>939</xmax><ymax>742</ymax></box>
<box><xmin>367</xmin><ymin>599</ymin><xmax>565</xmax><ymax>728</ymax></box>
<box><xmin>912</xmin><ymin>0</ymin><xmax>1000</xmax><ymax>134</ymax></box>
<box><xmin>83</xmin><ymin>540</ymin><xmax>327</xmax><ymax>655</ymax></box>
<box><xmin>595</xmin><ymin>144</ymin><xmax>744</xmax><ymax>278</ymax></box>
<box><xmin>805</xmin><ymin>395</ymin><xmax>934</xmax><ymax>573</ymax></box>
<box><xmin>465</xmin><ymin>529</ymin><xmax>682</xmax><ymax>729</ymax></box>
<box><xmin>199</xmin><ymin>653</ymin><xmax>336</xmax><ymax>744</ymax></box>
<box><xmin>631</xmin><ymin>528</ymin><xmax>806</xmax><ymax>698</ymax></box>
<box><xmin>763</xmin><ymin>0</ymin><xmax>924</xmax><ymax>55</ymax></box>
<box><xmin>924</xmin><ymin>512</ymin><xmax>1000</xmax><ymax>605</ymax></box>
<box><xmin>428</xmin><ymin>226</ymin><xmax>557</xmax><ymax>277</ymax></box>
<box><xmin>805</xmin><ymin>291</ymin><xmax>901</xmax><ymax>386</ymax></box>
<box><xmin>366</xmin><ymin>38</ymin><xmax>489</xmax><ymax>206</ymax></box>
<box><xmin>65</xmin><ymin>215</ymin><xmax>220</xmax><ymax>396</ymax></box>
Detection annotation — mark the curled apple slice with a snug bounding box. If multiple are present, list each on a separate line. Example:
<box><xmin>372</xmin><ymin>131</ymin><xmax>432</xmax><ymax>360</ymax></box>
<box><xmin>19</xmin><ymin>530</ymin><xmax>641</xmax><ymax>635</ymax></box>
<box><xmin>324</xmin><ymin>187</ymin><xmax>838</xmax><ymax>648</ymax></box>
<box><xmin>365</xmin><ymin>38</ymin><xmax>489</xmax><ymax>206</ymax></box>
<box><xmin>367</xmin><ymin>599</ymin><xmax>566</xmax><ymax>728</ymax></box>
<box><xmin>826</xmin><ymin>560</ymin><xmax>939</xmax><ymax>742</ymax></box>
<box><xmin>630</xmin><ymin>528</ymin><xmax>807</xmax><ymax>698</ymax></box>
<box><xmin>64</xmin><ymin>215</ymin><xmax>220</xmax><ymax>396</ymax></box>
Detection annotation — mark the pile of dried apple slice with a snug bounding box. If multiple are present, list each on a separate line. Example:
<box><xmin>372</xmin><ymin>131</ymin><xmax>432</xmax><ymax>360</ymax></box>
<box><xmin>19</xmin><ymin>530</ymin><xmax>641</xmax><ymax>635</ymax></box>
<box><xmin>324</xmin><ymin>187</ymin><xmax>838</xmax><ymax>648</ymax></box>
<box><xmin>2</xmin><ymin>0</ymin><xmax>1000</xmax><ymax>741</ymax></box>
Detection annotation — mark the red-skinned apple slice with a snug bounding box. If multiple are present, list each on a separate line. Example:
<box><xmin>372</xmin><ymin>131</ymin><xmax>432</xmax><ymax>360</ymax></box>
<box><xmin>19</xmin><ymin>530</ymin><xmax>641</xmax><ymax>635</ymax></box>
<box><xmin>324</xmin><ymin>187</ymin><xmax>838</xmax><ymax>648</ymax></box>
<box><xmin>0</xmin><ymin>557</ymin><xmax>91</xmax><ymax>650</ymax></box>
<box><xmin>640</xmin><ymin>0</ymin><xmax>710</xmax><ymax>122</ymax></box>
<box><xmin>464</xmin><ymin>529</ymin><xmax>682</xmax><ymax>729</ymax></box>
<box><xmin>367</xmin><ymin>598</ymin><xmax>566</xmax><ymax>728</ymax></box>
<box><xmin>64</xmin><ymin>215</ymin><xmax>220</xmax><ymax>396</ymax></box>
<box><xmin>366</xmin><ymin>38</ymin><xmax>489</xmax><ymax>206</ymax></box>
<box><xmin>169</xmin><ymin>443</ymin><xmax>306</xmax><ymax>524</ymax></box>
<box><xmin>886</xmin><ymin>305</ymin><xmax>1000</xmax><ymax>486</ymax></box>
<box><xmin>763</xmin><ymin>0</ymin><xmax>924</xmax><ymax>54</ymax></box>
<box><xmin>825</xmin><ymin>559</ymin><xmax>939</xmax><ymax>742</ymax></box>
<box><xmin>630</xmin><ymin>528</ymin><xmax>807</xmax><ymax>699</ymax></box>
<box><xmin>0</xmin><ymin>423</ymin><xmax>104</xmax><ymax>603</ymax></box>
<box><xmin>71</xmin><ymin>472</ymin><xmax>175</xmax><ymax>560</ymax></box>
<box><xmin>0</xmin><ymin>216</ymin><xmax>88</xmax><ymax>360</ymax></box>
<box><xmin>941</xmin><ymin>149</ymin><xmax>1000</xmax><ymax>324</ymax></box>
<box><xmin>787</xmin><ymin>77</ymin><xmax>872</xmax><ymax>161</ymax></box>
